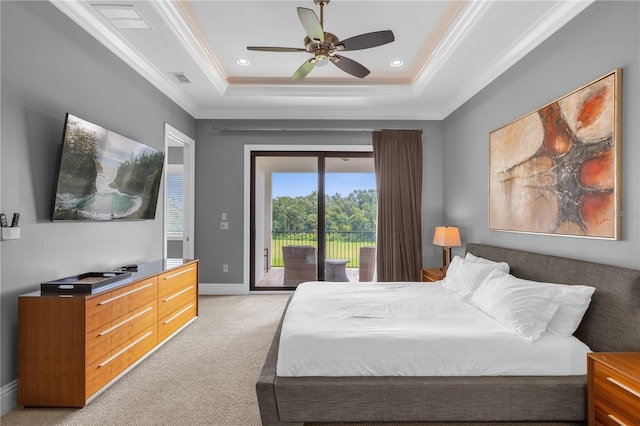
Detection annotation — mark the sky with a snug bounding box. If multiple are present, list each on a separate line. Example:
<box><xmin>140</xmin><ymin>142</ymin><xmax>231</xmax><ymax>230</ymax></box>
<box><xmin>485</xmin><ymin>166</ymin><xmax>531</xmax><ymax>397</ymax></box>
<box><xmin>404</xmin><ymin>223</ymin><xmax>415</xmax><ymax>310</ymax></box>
<box><xmin>273</xmin><ymin>172</ymin><xmax>376</xmax><ymax>198</ymax></box>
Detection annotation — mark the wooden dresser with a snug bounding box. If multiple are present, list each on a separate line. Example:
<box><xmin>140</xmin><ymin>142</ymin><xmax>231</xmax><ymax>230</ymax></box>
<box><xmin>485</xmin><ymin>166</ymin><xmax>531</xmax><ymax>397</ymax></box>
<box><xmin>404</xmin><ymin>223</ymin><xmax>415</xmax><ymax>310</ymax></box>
<box><xmin>17</xmin><ymin>259</ymin><xmax>198</xmax><ymax>408</ymax></box>
<box><xmin>587</xmin><ymin>352</ymin><xmax>640</xmax><ymax>426</ymax></box>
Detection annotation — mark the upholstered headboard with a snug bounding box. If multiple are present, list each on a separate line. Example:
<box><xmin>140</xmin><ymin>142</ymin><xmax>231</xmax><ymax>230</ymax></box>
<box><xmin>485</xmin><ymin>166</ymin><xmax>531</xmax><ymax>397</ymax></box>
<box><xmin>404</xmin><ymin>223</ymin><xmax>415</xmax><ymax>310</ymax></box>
<box><xmin>466</xmin><ymin>243</ymin><xmax>640</xmax><ymax>353</ymax></box>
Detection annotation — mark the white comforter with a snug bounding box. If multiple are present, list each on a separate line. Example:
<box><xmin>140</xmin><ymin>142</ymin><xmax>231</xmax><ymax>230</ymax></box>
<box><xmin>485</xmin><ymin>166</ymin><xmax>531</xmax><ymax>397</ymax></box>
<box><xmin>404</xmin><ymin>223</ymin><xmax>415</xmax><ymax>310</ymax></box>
<box><xmin>277</xmin><ymin>282</ymin><xmax>591</xmax><ymax>377</ymax></box>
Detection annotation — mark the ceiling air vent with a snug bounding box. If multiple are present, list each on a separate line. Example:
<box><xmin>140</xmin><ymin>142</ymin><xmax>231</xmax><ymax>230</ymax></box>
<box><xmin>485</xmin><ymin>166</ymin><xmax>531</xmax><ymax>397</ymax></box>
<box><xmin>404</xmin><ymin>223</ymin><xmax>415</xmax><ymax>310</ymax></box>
<box><xmin>170</xmin><ymin>72</ymin><xmax>191</xmax><ymax>84</ymax></box>
<box><xmin>93</xmin><ymin>4</ymin><xmax>151</xmax><ymax>30</ymax></box>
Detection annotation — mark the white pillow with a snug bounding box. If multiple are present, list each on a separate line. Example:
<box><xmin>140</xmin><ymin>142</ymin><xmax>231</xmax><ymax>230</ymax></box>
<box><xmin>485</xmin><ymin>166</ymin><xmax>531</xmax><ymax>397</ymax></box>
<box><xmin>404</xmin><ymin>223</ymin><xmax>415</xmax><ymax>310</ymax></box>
<box><xmin>441</xmin><ymin>256</ymin><xmax>510</xmax><ymax>298</ymax></box>
<box><xmin>469</xmin><ymin>269</ymin><xmax>564</xmax><ymax>342</ymax></box>
<box><xmin>465</xmin><ymin>252</ymin><xmax>503</xmax><ymax>266</ymax></box>
<box><xmin>547</xmin><ymin>285</ymin><xmax>596</xmax><ymax>336</ymax></box>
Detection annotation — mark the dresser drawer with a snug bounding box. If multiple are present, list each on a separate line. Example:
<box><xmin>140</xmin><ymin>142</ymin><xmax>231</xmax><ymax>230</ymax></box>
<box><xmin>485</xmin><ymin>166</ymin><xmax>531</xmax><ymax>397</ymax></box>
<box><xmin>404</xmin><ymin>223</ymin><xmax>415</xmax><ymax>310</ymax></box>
<box><xmin>158</xmin><ymin>264</ymin><xmax>197</xmax><ymax>299</ymax></box>
<box><xmin>158</xmin><ymin>302</ymin><xmax>197</xmax><ymax>343</ymax></box>
<box><xmin>592</xmin><ymin>362</ymin><xmax>640</xmax><ymax>424</ymax></box>
<box><xmin>85</xmin><ymin>301</ymin><xmax>157</xmax><ymax>365</ymax></box>
<box><xmin>594</xmin><ymin>398</ymin><xmax>638</xmax><ymax>426</ymax></box>
<box><xmin>158</xmin><ymin>283</ymin><xmax>197</xmax><ymax>320</ymax></box>
<box><xmin>86</xmin><ymin>278</ymin><xmax>158</xmax><ymax>331</ymax></box>
<box><xmin>86</xmin><ymin>325</ymin><xmax>157</xmax><ymax>398</ymax></box>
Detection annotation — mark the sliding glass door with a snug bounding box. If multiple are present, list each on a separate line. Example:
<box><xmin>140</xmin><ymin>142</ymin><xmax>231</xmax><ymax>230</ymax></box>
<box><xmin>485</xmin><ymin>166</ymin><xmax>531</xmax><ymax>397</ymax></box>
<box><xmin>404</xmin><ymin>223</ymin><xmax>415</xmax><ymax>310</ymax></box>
<box><xmin>251</xmin><ymin>151</ymin><xmax>375</xmax><ymax>290</ymax></box>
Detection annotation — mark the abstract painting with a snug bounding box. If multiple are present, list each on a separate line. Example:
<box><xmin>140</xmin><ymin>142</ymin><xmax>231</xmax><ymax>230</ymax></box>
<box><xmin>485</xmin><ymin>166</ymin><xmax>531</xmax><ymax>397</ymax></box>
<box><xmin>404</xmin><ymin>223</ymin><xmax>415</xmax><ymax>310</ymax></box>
<box><xmin>489</xmin><ymin>69</ymin><xmax>621</xmax><ymax>239</ymax></box>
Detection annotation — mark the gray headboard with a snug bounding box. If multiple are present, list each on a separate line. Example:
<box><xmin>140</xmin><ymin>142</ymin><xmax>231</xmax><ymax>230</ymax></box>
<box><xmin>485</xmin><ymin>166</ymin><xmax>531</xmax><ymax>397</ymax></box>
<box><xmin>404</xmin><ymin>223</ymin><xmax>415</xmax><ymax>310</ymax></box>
<box><xmin>466</xmin><ymin>243</ymin><xmax>640</xmax><ymax>353</ymax></box>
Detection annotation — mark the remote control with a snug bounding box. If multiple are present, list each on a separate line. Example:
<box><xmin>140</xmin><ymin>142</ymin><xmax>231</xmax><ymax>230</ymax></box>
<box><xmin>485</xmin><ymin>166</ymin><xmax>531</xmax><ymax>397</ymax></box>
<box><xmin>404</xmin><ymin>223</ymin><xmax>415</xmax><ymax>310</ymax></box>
<box><xmin>0</xmin><ymin>214</ymin><xmax>7</xmax><ymax>228</ymax></box>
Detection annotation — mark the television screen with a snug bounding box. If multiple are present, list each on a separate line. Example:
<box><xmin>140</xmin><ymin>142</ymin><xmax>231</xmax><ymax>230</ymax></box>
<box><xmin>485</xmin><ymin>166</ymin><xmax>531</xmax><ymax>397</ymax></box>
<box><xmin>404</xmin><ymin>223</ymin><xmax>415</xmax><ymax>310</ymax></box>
<box><xmin>51</xmin><ymin>113</ymin><xmax>165</xmax><ymax>221</ymax></box>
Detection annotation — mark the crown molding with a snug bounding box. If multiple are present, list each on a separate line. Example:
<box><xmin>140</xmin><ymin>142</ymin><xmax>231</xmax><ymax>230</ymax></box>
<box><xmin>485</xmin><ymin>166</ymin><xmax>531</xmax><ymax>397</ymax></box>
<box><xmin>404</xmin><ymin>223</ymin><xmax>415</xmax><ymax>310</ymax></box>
<box><xmin>195</xmin><ymin>104</ymin><xmax>440</xmax><ymax>121</ymax></box>
<box><xmin>223</xmin><ymin>84</ymin><xmax>415</xmax><ymax>99</ymax></box>
<box><xmin>151</xmin><ymin>1</ymin><xmax>228</xmax><ymax>95</ymax></box>
<box><xmin>439</xmin><ymin>0</ymin><xmax>595</xmax><ymax>118</ymax></box>
<box><xmin>443</xmin><ymin>0</ymin><xmax>595</xmax><ymax>117</ymax></box>
<box><xmin>411</xmin><ymin>0</ymin><xmax>495</xmax><ymax>95</ymax></box>
<box><xmin>49</xmin><ymin>0</ymin><xmax>198</xmax><ymax>117</ymax></box>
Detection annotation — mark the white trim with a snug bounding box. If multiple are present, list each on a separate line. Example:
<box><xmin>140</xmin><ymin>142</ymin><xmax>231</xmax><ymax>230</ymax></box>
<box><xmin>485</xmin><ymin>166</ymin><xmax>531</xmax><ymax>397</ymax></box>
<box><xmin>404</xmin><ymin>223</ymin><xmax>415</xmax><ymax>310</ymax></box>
<box><xmin>438</xmin><ymin>0</ymin><xmax>594</xmax><ymax>118</ymax></box>
<box><xmin>412</xmin><ymin>0</ymin><xmax>494</xmax><ymax>95</ymax></box>
<box><xmin>1</xmin><ymin>380</ymin><xmax>17</xmax><ymax>416</ymax></box>
<box><xmin>243</xmin><ymin>144</ymin><xmax>374</xmax><ymax>292</ymax></box>
<box><xmin>199</xmin><ymin>283</ymin><xmax>248</xmax><ymax>295</ymax></box>
<box><xmin>163</xmin><ymin>123</ymin><xmax>195</xmax><ymax>260</ymax></box>
<box><xmin>151</xmin><ymin>1</ymin><xmax>228</xmax><ymax>95</ymax></box>
<box><xmin>49</xmin><ymin>1</ymin><xmax>198</xmax><ymax>117</ymax></box>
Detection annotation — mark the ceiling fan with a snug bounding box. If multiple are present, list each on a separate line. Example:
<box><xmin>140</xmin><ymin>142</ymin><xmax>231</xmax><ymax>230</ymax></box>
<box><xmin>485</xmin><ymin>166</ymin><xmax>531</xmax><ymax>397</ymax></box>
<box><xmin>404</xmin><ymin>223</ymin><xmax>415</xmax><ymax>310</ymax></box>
<box><xmin>247</xmin><ymin>0</ymin><xmax>395</xmax><ymax>81</ymax></box>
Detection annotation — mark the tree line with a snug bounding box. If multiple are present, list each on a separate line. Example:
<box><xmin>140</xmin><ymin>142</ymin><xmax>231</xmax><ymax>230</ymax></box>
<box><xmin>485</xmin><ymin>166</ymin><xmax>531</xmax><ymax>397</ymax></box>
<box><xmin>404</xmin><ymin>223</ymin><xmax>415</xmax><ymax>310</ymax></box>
<box><xmin>272</xmin><ymin>189</ymin><xmax>377</xmax><ymax>233</ymax></box>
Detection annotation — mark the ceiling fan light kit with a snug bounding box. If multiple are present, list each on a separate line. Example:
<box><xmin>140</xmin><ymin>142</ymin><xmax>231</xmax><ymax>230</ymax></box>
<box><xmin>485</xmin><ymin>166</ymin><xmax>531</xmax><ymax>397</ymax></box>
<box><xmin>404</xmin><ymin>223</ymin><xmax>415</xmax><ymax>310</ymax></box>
<box><xmin>247</xmin><ymin>0</ymin><xmax>394</xmax><ymax>81</ymax></box>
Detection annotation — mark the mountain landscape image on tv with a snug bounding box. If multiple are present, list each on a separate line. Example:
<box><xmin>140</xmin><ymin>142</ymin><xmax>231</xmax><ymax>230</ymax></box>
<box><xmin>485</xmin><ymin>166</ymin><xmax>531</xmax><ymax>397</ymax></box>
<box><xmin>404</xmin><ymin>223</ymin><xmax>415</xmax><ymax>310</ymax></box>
<box><xmin>51</xmin><ymin>114</ymin><xmax>165</xmax><ymax>221</ymax></box>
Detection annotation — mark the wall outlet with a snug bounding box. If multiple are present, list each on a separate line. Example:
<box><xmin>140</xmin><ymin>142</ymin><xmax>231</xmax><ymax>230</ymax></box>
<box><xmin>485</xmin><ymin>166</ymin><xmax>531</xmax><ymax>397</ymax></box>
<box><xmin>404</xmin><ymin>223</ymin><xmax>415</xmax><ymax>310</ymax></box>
<box><xmin>223</xmin><ymin>264</ymin><xmax>229</xmax><ymax>273</ymax></box>
<box><xmin>220</xmin><ymin>221</ymin><xmax>228</xmax><ymax>230</ymax></box>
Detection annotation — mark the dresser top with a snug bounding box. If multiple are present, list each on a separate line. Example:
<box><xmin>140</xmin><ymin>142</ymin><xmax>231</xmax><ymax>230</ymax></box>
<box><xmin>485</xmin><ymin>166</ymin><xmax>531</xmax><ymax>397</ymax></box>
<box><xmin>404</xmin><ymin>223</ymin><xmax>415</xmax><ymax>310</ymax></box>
<box><xmin>588</xmin><ymin>352</ymin><xmax>640</xmax><ymax>378</ymax></box>
<box><xmin>20</xmin><ymin>258</ymin><xmax>198</xmax><ymax>298</ymax></box>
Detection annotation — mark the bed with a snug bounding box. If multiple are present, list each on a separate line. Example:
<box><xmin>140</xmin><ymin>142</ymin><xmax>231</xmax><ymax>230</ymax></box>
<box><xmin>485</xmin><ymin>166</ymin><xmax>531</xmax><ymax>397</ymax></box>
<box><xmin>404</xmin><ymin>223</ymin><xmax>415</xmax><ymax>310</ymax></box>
<box><xmin>256</xmin><ymin>243</ymin><xmax>640</xmax><ymax>425</ymax></box>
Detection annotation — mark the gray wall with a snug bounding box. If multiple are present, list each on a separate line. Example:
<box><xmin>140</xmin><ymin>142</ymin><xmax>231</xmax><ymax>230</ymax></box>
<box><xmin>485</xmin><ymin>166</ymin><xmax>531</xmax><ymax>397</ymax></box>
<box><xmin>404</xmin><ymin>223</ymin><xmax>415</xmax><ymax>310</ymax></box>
<box><xmin>443</xmin><ymin>1</ymin><xmax>640</xmax><ymax>268</ymax></box>
<box><xmin>194</xmin><ymin>120</ymin><xmax>444</xmax><ymax>284</ymax></box>
<box><xmin>0</xmin><ymin>0</ymin><xmax>195</xmax><ymax>403</ymax></box>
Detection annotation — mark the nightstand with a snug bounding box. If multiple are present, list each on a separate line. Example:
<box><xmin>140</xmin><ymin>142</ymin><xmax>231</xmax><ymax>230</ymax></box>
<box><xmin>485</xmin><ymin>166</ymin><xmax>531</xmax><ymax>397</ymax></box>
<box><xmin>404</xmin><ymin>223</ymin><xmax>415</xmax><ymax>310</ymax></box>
<box><xmin>421</xmin><ymin>267</ymin><xmax>445</xmax><ymax>282</ymax></box>
<box><xmin>587</xmin><ymin>352</ymin><xmax>640</xmax><ymax>426</ymax></box>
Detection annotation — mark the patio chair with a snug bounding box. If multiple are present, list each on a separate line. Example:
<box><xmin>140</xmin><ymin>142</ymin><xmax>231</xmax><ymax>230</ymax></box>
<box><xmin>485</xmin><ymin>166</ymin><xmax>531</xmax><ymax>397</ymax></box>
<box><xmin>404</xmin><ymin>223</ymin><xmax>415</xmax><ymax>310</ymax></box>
<box><xmin>282</xmin><ymin>245</ymin><xmax>317</xmax><ymax>286</ymax></box>
<box><xmin>359</xmin><ymin>246</ymin><xmax>376</xmax><ymax>282</ymax></box>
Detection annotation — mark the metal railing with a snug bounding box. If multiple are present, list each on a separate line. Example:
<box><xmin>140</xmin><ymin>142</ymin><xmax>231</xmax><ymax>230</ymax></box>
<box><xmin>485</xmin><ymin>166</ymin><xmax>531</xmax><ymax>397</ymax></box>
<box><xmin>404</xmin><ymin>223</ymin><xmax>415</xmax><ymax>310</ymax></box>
<box><xmin>271</xmin><ymin>231</ymin><xmax>375</xmax><ymax>268</ymax></box>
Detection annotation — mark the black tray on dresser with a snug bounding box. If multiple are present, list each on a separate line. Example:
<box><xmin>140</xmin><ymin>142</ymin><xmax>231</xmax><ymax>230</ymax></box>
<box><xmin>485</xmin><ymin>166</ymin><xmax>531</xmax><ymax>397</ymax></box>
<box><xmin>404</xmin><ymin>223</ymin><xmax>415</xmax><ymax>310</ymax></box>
<box><xmin>41</xmin><ymin>271</ymin><xmax>132</xmax><ymax>294</ymax></box>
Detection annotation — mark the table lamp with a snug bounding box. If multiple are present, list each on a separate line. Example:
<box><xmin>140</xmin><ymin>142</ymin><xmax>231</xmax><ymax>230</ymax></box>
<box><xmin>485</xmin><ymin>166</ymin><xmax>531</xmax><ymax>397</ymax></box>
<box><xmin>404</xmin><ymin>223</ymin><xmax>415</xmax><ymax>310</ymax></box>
<box><xmin>433</xmin><ymin>226</ymin><xmax>461</xmax><ymax>272</ymax></box>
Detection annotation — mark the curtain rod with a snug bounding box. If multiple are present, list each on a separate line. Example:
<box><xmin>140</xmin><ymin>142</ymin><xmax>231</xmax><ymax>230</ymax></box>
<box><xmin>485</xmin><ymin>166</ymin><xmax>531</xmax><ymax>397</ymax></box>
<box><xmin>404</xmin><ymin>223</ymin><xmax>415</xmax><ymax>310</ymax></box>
<box><xmin>212</xmin><ymin>127</ymin><xmax>423</xmax><ymax>133</ymax></box>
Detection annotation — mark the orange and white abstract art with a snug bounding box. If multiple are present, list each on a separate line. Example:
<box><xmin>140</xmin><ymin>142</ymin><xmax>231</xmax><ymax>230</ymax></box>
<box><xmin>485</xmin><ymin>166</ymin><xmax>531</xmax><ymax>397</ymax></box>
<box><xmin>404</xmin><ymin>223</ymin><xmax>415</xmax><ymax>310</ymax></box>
<box><xmin>489</xmin><ymin>69</ymin><xmax>622</xmax><ymax>239</ymax></box>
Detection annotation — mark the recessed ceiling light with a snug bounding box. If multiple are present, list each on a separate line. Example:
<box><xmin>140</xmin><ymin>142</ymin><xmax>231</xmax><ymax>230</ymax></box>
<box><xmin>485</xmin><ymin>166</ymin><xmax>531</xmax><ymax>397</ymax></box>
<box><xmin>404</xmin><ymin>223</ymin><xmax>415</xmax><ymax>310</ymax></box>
<box><xmin>236</xmin><ymin>58</ymin><xmax>250</xmax><ymax>66</ymax></box>
<box><xmin>390</xmin><ymin>59</ymin><xmax>404</xmax><ymax>67</ymax></box>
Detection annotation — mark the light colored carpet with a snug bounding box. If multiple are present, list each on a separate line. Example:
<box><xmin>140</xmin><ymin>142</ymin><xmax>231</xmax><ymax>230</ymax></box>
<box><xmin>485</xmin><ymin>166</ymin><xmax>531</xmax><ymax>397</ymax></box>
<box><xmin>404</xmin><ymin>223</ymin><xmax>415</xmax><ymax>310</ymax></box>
<box><xmin>1</xmin><ymin>295</ymin><xmax>289</xmax><ymax>426</ymax></box>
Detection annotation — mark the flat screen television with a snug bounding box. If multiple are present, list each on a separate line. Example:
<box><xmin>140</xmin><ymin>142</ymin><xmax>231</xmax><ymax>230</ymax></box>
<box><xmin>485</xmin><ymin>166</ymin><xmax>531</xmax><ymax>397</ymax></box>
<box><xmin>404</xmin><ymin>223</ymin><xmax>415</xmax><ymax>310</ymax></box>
<box><xmin>51</xmin><ymin>113</ymin><xmax>165</xmax><ymax>221</ymax></box>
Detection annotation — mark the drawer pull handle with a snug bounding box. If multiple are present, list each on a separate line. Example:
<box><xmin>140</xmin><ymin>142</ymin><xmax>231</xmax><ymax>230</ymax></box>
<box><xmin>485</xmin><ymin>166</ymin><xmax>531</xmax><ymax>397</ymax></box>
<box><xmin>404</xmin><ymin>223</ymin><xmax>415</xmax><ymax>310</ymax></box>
<box><xmin>607</xmin><ymin>376</ymin><xmax>640</xmax><ymax>398</ymax></box>
<box><xmin>98</xmin><ymin>307</ymin><xmax>153</xmax><ymax>336</ymax></box>
<box><xmin>163</xmin><ymin>286</ymin><xmax>194</xmax><ymax>302</ymax></box>
<box><xmin>97</xmin><ymin>283</ymin><xmax>155</xmax><ymax>306</ymax></box>
<box><xmin>98</xmin><ymin>331</ymin><xmax>153</xmax><ymax>368</ymax></box>
<box><xmin>607</xmin><ymin>414</ymin><xmax>627</xmax><ymax>426</ymax></box>
<box><xmin>163</xmin><ymin>304</ymin><xmax>195</xmax><ymax>324</ymax></box>
<box><xmin>163</xmin><ymin>267</ymin><xmax>194</xmax><ymax>280</ymax></box>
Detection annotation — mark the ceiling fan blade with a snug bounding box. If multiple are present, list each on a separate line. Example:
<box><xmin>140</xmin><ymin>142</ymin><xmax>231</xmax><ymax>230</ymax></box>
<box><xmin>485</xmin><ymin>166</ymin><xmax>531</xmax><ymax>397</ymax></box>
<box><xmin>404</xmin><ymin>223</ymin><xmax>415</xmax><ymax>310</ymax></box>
<box><xmin>291</xmin><ymin>58</ymin><xmax>317</xmax><ymax>81</ymax></box>
<box><xmin>297</xmin><ymin>7</ymin><xmax>324</xmax><ymax>43</ymax></box>
<box><xmin>247</xmin><ymin>46</ymin><xmax>306</xmax><ymax>53</ymax></box>
<box><xmin>330</xmin><ymin>55</ymin><xmax>370</xmax><ymax>78</ymax></box>
<box><xmin>336</xmin><ymin>30</ymin><xmax>395</xmax><ymax>51</ymax></box>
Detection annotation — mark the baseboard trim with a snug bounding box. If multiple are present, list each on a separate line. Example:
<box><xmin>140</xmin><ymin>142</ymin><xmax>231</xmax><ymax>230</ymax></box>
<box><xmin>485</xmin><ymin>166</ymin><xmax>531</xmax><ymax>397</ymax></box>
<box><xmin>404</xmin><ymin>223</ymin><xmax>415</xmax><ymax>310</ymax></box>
<box><xmin>199</xmin><ymin>283</ymin><xmax>248</xmax><ymax>295</ymax></box>
<box><xmin>1</xmin><ymin>379</ymin><xmax>17</xmax><ymax>416</ymax></box>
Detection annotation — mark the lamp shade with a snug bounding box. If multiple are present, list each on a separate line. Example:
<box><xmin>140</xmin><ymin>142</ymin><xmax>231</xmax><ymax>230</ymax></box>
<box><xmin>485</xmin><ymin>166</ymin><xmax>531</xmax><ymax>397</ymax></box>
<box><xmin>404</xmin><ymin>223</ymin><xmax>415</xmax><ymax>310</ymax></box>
<box><xmin>433</xmin><ymin>226</ymin><xmax>461</xmax><ymax>247</ymax></box>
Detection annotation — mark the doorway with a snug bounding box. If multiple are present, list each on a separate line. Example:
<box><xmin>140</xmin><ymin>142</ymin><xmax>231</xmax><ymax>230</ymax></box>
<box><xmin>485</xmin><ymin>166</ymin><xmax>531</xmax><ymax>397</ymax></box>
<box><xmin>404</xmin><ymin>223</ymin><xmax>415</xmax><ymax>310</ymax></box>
<box><xmin>250</xmin><ymin>151</ymin><xmax>376</xmax><ymax>290</ymax></box>
<box><xmin>163</xmin><ymin>123</ymin><xmax>195</xmax><ymax>259</ymax></box>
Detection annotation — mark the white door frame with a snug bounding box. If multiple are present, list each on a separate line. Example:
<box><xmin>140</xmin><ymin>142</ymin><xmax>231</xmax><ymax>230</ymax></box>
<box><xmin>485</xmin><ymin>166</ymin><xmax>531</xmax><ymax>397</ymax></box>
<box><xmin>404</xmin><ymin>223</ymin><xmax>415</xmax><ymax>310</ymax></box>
<box><xmin>164</xmin><ymin>123</ymin><xmax>195</xmax><ymax>259</ymax></box>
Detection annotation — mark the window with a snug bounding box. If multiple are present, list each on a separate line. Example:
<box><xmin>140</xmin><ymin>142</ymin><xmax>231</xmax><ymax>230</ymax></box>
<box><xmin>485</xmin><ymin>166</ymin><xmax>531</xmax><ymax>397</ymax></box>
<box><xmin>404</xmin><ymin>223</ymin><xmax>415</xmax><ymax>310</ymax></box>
<box><xmin>166</xmin><ymin>164</ymin><xmax>184</xmax><ymax>239</ymax></box>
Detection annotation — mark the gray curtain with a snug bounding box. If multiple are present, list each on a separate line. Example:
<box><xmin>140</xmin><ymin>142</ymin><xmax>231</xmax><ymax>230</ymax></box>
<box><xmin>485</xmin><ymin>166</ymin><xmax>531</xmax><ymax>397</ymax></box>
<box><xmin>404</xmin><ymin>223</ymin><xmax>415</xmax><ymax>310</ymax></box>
<box><xmin>373</xmin><ymin>130</ymin><xmax>423</xmax><ymax>282</ymax></box>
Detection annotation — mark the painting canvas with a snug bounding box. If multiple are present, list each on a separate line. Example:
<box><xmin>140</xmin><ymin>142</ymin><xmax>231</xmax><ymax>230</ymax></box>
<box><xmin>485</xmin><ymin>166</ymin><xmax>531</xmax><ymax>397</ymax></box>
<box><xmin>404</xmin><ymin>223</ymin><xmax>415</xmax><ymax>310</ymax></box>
<box><xmin>489</xmin><ymin>69</ymin><xmax>621</xmax><ymax>239</ymax></box>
